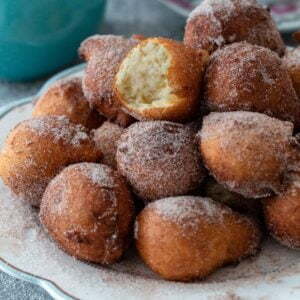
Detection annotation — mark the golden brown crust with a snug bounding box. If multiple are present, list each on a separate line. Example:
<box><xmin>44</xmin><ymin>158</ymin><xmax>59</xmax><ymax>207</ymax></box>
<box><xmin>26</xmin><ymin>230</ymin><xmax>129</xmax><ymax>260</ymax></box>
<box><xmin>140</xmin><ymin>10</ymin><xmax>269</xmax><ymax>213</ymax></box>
<box><xmin>184</xmin><ymin>0</ymin><xmax>285</xmax><ymax>56</ymax></box>
<box><xmin>40</xmin><ymin>163</ymin><xmax>134</xmax><ymax>264</ymax></box>
<box><xmin>116</xmin><ymin>121</ymin><xmax>206</xmax><ymax>202</ymax></box>
<box><xmin>135</xmin><ymin>196</ymin><xmax>261</xmax><ymax>281</ymax></box>
<box><xmin>33</xmin><ymin>77</ymin><xmax>103</xmax><ymax>130</ymax></box>
<box><xmin>93</xmin><ymin>121</ymin><xmax>124</xmax><ymax>169</ymax></box>
<box><xmin>282</xmin><ymin>47</ymin><xmax>300</xmax><ymax>99</ymax></box>
<box><xmin>198</xmin><ymin>112</ymin><xmax>297</xmax><ymax>199</ymax></box>
<box><xmin>264</xmin><ymin>173</ymin><xmax>300</xmax><ymax>249</ymax></box>
<box><xmin>114</xmin><ymin>37</ymin><xmax>208</xmax><ymax>122</ymax></box>
<box><xmin>0</xmin><ymin>117</ymin><xmax>101</xmax><ymax>206</ymax></box>
<box><xmin>80</xmin><ymin>35</ymin><xmax>138</xmax><ymax>127</ymax></box>
<box><xmin>204</xmin><ymin>42</ymin><xmax>300</xmax><ymax>128</ymax></box>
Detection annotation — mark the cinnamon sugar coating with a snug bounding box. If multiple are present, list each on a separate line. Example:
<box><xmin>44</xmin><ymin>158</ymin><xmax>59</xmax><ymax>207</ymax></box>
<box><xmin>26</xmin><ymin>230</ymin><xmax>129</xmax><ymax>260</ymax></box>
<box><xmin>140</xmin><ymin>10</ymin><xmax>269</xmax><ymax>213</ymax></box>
<box><xmin>80</xmin><ymin>35</ymin><xmax>139</xmax><ymax>126</ymax></box>
<box><xmin>204</xmin><ymin>42</ymin><xmax>300</xmax><ymax>128</ymax></box>
<box><xmin>135</xmin><ymin>196</ymin><xmax>261</xmax><ymax>281</ymax></box>
<box><xmin>264</xmin><ymin>173</ymin><xmax>300</xmax><ymax>249</ymax></box>
<box><xmin>93</xmin><ymin>121</ymin><xmax>124</xmax><ymax>169</ymax></box>
<box><xmin>199</xmin><ymin>111</ymin><xmax>299</xmax><ymax>198</ymax></box>
<box><xmin>184</xmin><ymin>0</ymin><xmax>285</xmax><ymax>55</ymax></box>
<box><xmin>40</xmin><ymin>163</ymin><xmax>134</xmax><ymax>264</ymax></box>
<box><xmin>0</xmin><ymin>116</ymin><xmax>101</xmax><ymax>206</ymax></box>
<box><xmin>116</xmin><ymin>121</ymin><xmax>205</xmax><ymax>202</ymax></box>
<box><xmin>33</xmin><ymin>77</ymin><xmax>103</xmax><ymax>130</ymax></box>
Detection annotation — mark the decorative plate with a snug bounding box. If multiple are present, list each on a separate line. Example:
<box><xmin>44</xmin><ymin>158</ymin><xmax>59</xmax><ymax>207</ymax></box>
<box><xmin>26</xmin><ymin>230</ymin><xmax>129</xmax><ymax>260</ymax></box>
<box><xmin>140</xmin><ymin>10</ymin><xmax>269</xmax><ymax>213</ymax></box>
<box><xmin>158</xmin><ymin>0</ymin><xmax>300</xmax><ymax>33</ymax></box>
<box><xmin>0</xmin><ymin>64</ymin><xmax>300</xmax><ymax>300</ymax></box>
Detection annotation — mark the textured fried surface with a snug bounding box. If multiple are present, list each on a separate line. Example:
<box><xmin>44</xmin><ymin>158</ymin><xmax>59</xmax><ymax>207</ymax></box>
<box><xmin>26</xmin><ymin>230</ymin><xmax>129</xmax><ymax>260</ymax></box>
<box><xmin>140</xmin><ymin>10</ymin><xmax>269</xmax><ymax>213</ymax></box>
<box><xmin>204</xmin><ymin>42</ymin><xmax>300</xmax><ymax>128</ymax></box>
<box><xmin>135</xmin><ymin>196</ymin><xmax>261</xmax><ymax>281</ymax></box>
<box><xmin>117</xmin><ymin>121</ymin><xmax>205</xmax><ymax>202</ymax></box>
<box><xmin>283</xmin><ymin>47</ymin><xmax>300</xmax><ymax>99</ymax></box>
<box><xmin>199</xmin><ymin>111</ymin><xmax>297</xmax><ymax>198</ymax></box>
<box><xmin>264</xmin><ymin>173</ymin><xmax>300</xmax><ymax>249</ymax></box>
<box><xmin>0</xmin><ymin>116</ymin><xmax>101</xmax><ymax>206</ymax></box>
<box><xmin>80</xmin><ymin>35</ymin><xmax>138</xmax><ymax>126</ymax></box>
<box><xmin>93</xmin><ymin>121</ymin><xmax>124</xmax><ymax>169</ymax></box>
<box><xmin>40</xmin><ymin>163</ymin><xmax>134</xmax><ymax>264</ymax></box>
<box><xmin>33</xmin><ymin>77</ymin><xmax>103</xmax><ymax>130</ymax></box>
<box><xmin>184</xmin><ymin>0</ymin><xmax>285</xmax><ymax>55</ymax></box>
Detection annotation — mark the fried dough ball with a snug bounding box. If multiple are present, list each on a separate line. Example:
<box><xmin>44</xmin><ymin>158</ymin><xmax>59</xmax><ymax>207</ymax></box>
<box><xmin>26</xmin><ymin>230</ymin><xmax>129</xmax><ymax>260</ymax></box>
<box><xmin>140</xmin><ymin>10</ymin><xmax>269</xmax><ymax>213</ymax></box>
<box><xmin>198</xmin><ymin>111</ymin><xmax>298</xmax><ymax>199</ymax></box>
<box><xmin>0</xmin><ymin>116</ymin><xmax>100</xmax><ymax>206</ymax></box>
<box><xmin>93</xmin><ymin>121</ymin><xmax>124</xmax><ymax>169</ymax></box>
<box><xmin>264</xmin><ymin>173</ymin><xmax>300</xmax><ymax>249</ymax></box>
<box><xmin>204</xmin><ymin>42</ymin><xmax>300</xmax><ymax>128</ymax></box>
<box><xmin>203</xmin><ymin>177</ymin><xmax>262</xmax><ymax>217</ymax></box>
<box><xmin>79</xmin><ymin>35</ymin><xmax>139</xmax><ymax>127</ymax></box>
<box><xmin>114</xmin><ymin>38</ymin><xmax>208</xmax><ymax>122</ymax></box>
<box><xmin>116</xmin><ymin>121</ymin><xmax>205</xmax><ymax>202</ymax></box>
<box><xmin>282</xmin><ymin>47</ymin><xmax>300</xmax><ymax>99</ymax></box>
<box><xmin>184</xmin><ymin>0</ymin><xmax>285</xmax><ymax>56</ymax></box>
<box><xmin>33</xmin><ymin>77</ymin><xmax>103</xmax><ymax>130</ymax></box>
<box><xmin>135</xmin><ymin>196</ymin><xmax>261</xmax><ymax>281</ymax></box>
<box><xmin>40</xmin><ymin>163</ymin><xmax>134</xmax><ymax>264</ymax></box>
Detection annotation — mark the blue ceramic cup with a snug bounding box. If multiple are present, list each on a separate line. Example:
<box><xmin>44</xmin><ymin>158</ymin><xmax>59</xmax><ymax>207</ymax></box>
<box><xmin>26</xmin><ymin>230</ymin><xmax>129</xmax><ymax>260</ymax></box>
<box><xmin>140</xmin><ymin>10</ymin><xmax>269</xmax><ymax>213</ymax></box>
<box><xmin>0</xmin><ymin>0</ymin><xmax>106</xmax><ymax>81</ymax></box>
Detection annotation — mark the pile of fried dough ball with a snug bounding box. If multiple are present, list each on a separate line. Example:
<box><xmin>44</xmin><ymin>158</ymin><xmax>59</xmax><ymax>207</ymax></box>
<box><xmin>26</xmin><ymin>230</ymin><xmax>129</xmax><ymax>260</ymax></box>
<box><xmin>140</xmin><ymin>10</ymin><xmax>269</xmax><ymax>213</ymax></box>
<box><xmin>2</xmin><ymin>0</ymin><xmax>300</xmax><ymax>282</ymax></box>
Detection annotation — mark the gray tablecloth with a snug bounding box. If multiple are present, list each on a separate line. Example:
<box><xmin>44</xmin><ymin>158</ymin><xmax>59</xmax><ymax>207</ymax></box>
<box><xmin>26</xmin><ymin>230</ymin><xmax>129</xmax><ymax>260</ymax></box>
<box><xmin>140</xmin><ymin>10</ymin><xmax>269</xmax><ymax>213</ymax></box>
<box><xmin>0</xmin><ymin>0</ymin><xmax>296</xmax><ymax>299</ymax></box>
<box><xmin>0</xmin><ymin>1</ymin><xmax>185</xmax><ymax>299</ymax></box>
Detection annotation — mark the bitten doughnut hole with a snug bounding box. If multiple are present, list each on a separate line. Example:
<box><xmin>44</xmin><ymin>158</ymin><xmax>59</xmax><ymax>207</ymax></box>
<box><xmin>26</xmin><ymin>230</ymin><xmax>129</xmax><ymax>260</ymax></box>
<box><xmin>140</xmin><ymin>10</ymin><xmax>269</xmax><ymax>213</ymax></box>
<box><xmin>115</xmin><ymin>38</ymin><xmax>207</xmax><ymax>122</ymax></box>
<box><xmin>116</xmin><ymin>41</ymin><xmax>172</xmax><ymax>110</ymax></box>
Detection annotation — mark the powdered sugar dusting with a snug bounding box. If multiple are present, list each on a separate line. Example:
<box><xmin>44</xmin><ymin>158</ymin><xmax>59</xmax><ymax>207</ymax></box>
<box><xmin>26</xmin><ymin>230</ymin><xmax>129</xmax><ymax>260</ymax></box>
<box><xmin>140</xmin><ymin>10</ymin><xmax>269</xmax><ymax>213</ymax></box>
<box><xmin>72</xmin><ymin>163</ymin><xmax>116</xmax><ymax>188</ymax></box>
<box><xmin>189</xmin><ymin>0</ymin><xmax>235</xmax><ymax>21</ymax></box>
<box><xmin>185</xmin><ymin>0</ymin><xmax>285</xmax><ymax>55</ymax></box>
<box><xmin>283</xmin><ymin>47</ymin><xmax>300</xmax><ymax>70</ymax></box>
<box><xmin>204</xmin><ymin>42</ymin><xmax>298</xmax><ymax>124</ymax></box>
<box><xmin>199</xmin><ymin>111</ymin><xmax>295</xmax><ymax>198</ymax></box>
<box><xmin>25</xmin><ymin>116</ymin><xmax>89</xmax><ymax>146</ymax></box>
<box><xmin>116</xmin><ymin>121</ymin><xmax>205</xmax><ymax>201</ymax></box>
<box><xmin>93</xmin><ymin>121</ymin><xmax>124</xmax><ymax>168</ymax></box>
<box><xmin>151</xmin><ymin>196</ymin><xmax>229</xmax><ymax>227</ymax></box>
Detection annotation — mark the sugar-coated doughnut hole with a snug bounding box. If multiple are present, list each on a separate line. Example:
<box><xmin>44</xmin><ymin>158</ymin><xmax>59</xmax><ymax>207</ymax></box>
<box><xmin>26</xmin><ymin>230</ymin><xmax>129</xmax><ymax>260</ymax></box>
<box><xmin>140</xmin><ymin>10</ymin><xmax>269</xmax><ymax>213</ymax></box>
<box><xmin>80</xmin><ymin>35</ymin><xmax>138</xmax><ymax>127</ymax></box>
<box><xmin>0</xmin><ymin>116</ymin><xmax>101</xmax><ymax>206</ymax></box>
<box><xmin>135</xmin><ymin>196</ymin><xmax>261</xmax><ymax>281</ymax></box>
<box><xmin>40</xmin><ymin>163</ymin><xmax>134</xmax><ymax>264</ymax></box>
<box><xmin>199</xmin><ymin>111</ymin><xmax>298</xmax><ymax>199</ymax></box>
<box><xmin>204</xmin><ymin>42</ymin><xmax>300</xmax><ymax>128</ymax></box>
<box><xmin>184</xmin><ymin>0</ymin><xmax>285</xmax><ymax>55</ymax></box>
<box><xmin>33</xmin><ymin>77</ymin><xmax>103</xmax><ymax>130</ymax></box>
<box><xmin>117</xmin><ymin>121</ymin><xmax>205</xmax><ymax>202</ymax></box>
<box><xmin>264</xmin><ymin>173</ymin><xmax>300</xmax><ymax>249</ymax></box>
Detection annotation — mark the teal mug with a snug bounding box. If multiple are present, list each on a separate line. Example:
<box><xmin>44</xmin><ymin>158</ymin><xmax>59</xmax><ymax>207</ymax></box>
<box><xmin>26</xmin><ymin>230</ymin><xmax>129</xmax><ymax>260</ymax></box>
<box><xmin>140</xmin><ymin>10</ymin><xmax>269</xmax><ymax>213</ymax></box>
<box><xmin>0</xmin><ymin>0</ymin><xmax>106</xmax><ymax>81</ymax></box>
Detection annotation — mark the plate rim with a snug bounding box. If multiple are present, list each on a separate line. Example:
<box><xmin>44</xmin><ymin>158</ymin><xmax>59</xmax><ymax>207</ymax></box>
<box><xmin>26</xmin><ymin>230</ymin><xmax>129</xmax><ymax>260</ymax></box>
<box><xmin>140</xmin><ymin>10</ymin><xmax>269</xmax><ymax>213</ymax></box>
<box><xmin>0</xmin><ymin>63</ymin><xmax>86</xmax><ymax>300</ymax></box>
